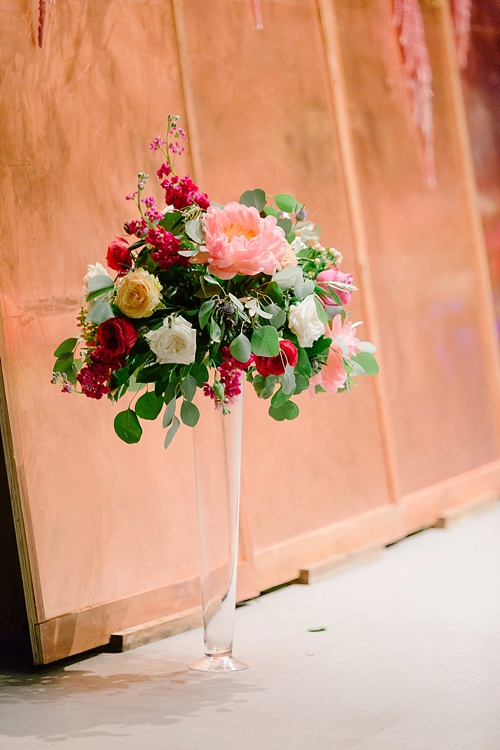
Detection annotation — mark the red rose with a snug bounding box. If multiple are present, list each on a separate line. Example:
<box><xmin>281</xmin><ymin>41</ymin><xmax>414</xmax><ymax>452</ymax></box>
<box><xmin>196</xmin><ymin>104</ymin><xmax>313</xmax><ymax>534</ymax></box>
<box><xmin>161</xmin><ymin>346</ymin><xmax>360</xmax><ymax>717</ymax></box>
<box><xmin>254</xmin><ymin>339</ymin><xmax>298</xmax><ymax>377</ymax></box>
<box><xmin>106</xmin><ymin>237</ymin><xmax>133</xmax><ymax>275</ymax></box>
<box><xmin>96</xmin><ymin>318</ymin><xmax>138</xmax><ymax>360</ymax></box>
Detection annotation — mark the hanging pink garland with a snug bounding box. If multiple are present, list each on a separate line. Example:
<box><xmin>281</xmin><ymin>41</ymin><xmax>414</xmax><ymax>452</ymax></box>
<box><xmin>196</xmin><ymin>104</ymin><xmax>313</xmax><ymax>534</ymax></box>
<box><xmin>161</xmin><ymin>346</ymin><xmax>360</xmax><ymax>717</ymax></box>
<box><xmin>451</xmin><ymin>0</ymin><xmax>472</xmax><ymax>70</ymax></box>
<box><xmin>251</xmin><ymin>0</ymin><xmax>264</xmax><ymax>30</ymax></box>
<box><xmin>393</xmin><ymin>0</ymin><xmax>436</xmax><ymax>186</ymax></box>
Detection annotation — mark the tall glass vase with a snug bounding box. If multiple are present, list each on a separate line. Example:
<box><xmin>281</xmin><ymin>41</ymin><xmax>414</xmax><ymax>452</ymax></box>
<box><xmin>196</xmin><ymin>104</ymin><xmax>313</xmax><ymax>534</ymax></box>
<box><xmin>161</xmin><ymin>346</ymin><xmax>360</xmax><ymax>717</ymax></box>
<box><xmin>190</xmin><ymin>381</ymin><xmax>248</xmax><ymax>672</ymax></box>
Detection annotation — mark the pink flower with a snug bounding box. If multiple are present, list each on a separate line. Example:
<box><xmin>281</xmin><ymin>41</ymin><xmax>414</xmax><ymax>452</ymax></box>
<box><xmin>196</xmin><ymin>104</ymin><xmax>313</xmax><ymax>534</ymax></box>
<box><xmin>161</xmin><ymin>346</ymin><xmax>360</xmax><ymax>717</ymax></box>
<box><xmin>200</xmin><ymin>202</ymin><xmax>287</xmax><ymax>280</ymax></box>
<box><xmin>316</xmin><ymin>267</ymin><xmax>354</xmax><ymax>306</ymax></box>
<box><xmin>311</xmin><ymin>316</ymin><xmax>360</xmax><ymax>392</ymax></box>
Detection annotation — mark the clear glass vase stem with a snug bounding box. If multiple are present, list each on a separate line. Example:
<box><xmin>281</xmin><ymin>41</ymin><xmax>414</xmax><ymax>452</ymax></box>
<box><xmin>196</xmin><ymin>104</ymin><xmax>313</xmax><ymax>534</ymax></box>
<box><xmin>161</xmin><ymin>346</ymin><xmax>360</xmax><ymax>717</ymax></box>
<box><xmin>190</xmin><ymin>385</ymin><xmax>248</xmax><ymax>672</ymax></box>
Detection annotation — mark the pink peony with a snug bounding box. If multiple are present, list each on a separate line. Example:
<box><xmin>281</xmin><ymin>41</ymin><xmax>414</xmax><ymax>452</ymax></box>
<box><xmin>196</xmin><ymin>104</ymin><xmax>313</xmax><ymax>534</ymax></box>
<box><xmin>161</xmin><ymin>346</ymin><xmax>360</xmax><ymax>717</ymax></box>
<box><xmin>310</xmin><ymin>316</ymin><xmax>360</xmax><ymax>393</ymax></box>
<box><xmin>200</xmin><ymin>202</ymin><xmax>288</xmax><ymax>280</ymax></box>
<box><xmin>316</xmin><ymin>267</ymin><xmax>354</xmax><ymax>306</ymax></box>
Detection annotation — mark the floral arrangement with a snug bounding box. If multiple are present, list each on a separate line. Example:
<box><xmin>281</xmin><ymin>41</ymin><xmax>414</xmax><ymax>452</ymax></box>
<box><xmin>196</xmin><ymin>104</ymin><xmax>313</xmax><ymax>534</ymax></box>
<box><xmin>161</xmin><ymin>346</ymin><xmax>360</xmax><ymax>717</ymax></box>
<box><xmin>52</xmin><ymin>115</ymin><xmax>378</xmax><ymax>447</ymax></box>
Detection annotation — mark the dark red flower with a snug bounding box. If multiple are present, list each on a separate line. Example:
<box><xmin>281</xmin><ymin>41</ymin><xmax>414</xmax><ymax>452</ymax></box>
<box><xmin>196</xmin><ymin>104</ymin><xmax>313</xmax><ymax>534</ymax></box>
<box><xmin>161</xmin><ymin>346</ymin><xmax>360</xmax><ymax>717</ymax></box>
<box><xmin>148</xmin><ymin>227</ymin><xmax>189</xmax><ymax>270</ymax></box>
<box><xmin>106</xmin><ymin>237</ymin><xmax>133</xmax><ymax>274</ymax></box>
<box><xmin>96</xmin><ymin>318</ymin><xmax>138</xmax><ymax>360</ymax></box>
<box><xmin>76</xmin><ymin>360</ymin><xmax>111</xmax><ymax>399</ymax></box>
<box><xmin>254</xmin><ymin>339</ymin><xmax>298</xmax><ymax>377</ymax></box>
<box><xmin>160</xmin><ymin>173</ymin><xmax>210</xmax><ymax>211</ymax></box>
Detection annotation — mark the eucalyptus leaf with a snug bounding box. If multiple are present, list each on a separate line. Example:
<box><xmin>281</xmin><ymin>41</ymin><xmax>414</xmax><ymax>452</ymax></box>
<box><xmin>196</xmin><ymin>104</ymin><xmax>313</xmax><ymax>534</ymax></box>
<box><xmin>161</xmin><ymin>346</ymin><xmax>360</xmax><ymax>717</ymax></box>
<box><xmin>313</xmin><ymin>296</ymin><xmax>329</xmax><ymax>324</ymax></box>
<box><xmin>198</xmin><ymin>299</ymin><xmax>216</xmax><ymax>329</ymax></box>
<box><xmin>87</xmin><ymin>274</ymin><xmax>114</xmax><ymax>294</ymax></box>
<box><xmin>180</xmin><ymin>399</ymin><xmax>200</xmax><ymax>427</ymax></box>
<box><xmin>282</xmin><ymin>364</ymin><xmax>296</xmax><ymax>395</ymax></box>
<box><xmin>189</xmin><ymin>362</ymin><xmax>209</xmax><ymax>387</ymax></box>
<box><xmin>276</xmin><ymin>218</ymin><xmax>292</xmax><ymax>237</ymax></box>
<box><xmin>230</xmin><ymin>333</ymin><xmax>252</xmax><ymax>363</ymax></box>
<box><xmin>163</xmin><ymin>397</ymin><xmax>177</xmax><ymax>428</ymax></box>
<box><xmin>239</xmin><ymin>188</ymin><xmax>266</xmax><ymax>212</ymax></box>
<box><xmin>268</xmin><ymin>399</ymin><xmax>300</xmax><ymax>421</ymax></box>
<box><xmin>271</xmin><ymin>387</ymin><xmax>291</xmax><ymax>409</ymax></box>
<box><xmin>263</xmin><ymin>304</ymin><xmax>286</xmax><ymax>329</ymax></box>
<box><xmin>295</xmin><ymin>347</ymin><xmax>312</xmax><ymax>377</ymax></box>
<box><xmin>114</xmin><ymin>409</ymin><xmax>143</xmax><ymax>444</ymax></box>
<box><xmin>352</xmin><ymin>351</ymin><xmax>379</xmax><ymax>375</ymax></box>
<box><xmin>357</xmin><ymin>340</ymin><xmax>377</xmax><ymax>354</ymax></box>
<box><xmin>53</xmin><ymin>352</ymin><xmax>74</xmax><ymax>374</ymax></box>
<box><xmin>53</xmin><ymin>338</ymin><xmax>78</xmax><ymax>358</ymax></box>
<box><xmin>181</xmin><ymin>373</ymin><xmax>197</xmax><ymax>402</ymax></box>
<box><xmin>185</xmin><ymin>216</ymin><xmax>205</xmax><ymax>244</ymax></box>
<box><xmin>135</xmin><ymin>390</ymin><xmax>163</xmax><ymax>420</ymax></box>
<box><xmin>87</xmin><ymin>298</ymin><xmax>115</xmax><ymax>324</ymax></box>
<box><xmin>274</xmin><ymin>193</ymin><xmax>301</xmax><ymax>213</ymax></box>
<box><xmin>164</xmin><ymin>415</ymin><xmax>180</xmax><ymax>449</ymax></box>
<box><xmin>209</xmin><ymin>317</ymin><xmax>222</xmax><ymax>343</ymax></box>
<box><xmin>251</xmin><ymin>326</ymin><xmax>280</xmax><ymax>357</ymax></box>
<box><xmin>253</xmin><ymin>374</ymin><xmax>277</xmax><ymax>399</ymax></box>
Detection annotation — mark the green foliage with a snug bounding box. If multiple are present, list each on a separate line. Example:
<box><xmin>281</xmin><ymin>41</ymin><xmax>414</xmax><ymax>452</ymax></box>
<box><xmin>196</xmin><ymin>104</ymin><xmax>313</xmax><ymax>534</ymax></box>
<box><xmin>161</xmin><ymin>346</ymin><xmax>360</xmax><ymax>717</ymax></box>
<box><xmin>181</xmin><ymin>373</ymin><xmax>197</xmax><ymax>402</ymax></box>
<box><xmin>53</xmin><ymin>338</ymin><xmax>77</xmax><ymax>358</ymax></box>
<box><xmin>114</xmin><ymin>409</ymin><xmax>143</xmax><ymax>444</ymax></box>
<box><xmin>239</xmin><ymin>188</ymin><xmax>266</xmax><ymax>212</ymax></box>
<box><xmin>274</xmin><ymin>193</ymin><xmax>302</xmax><ymax>213</ymax></box>
<box><xmin>86</xmin><ymin>299</ymin><xmax>114</xmax><ymax>325</ymax></box>
<box><xmin>198</xmin><ymin>299</ymin><xmax>216</xmax><ymax>329</ymax></box>
<box><xmin>164</xmin><ymin>416</ymin><xmax>180</xmax><ymax>449</ymax></box>
<box><xmin>351</xmin><ymin>352</ymin><xmax>379</xmax><ymax>375</ymax></box>
<box><xmin>251</xmin><ymin>326</ymin><xmax>280</xmax><ymax>357</ymax></box>
<box><xmin>135</xmin><ymin>390</ymin><xmax>163</xmax><ymax>420</ymax></box>
<box><xmin>269</xmin><ymin>399</ymin><xmax>299</xmax><ymax>421</ymax></box>
<box><xmin>253</xmin><ymin>374</ymin><xmax>277</xmax><ymax>399</ymax></box>
<box><xmin>180</xmin><ymin>399</ymin><xmax>200</xmax><ymax>427</ymax></box>
<box><xmin>163</xmin><ymin>397</ymin><xmax>177</xmax><ymax>428</ymax></box>
<box><xmin>282</xmin><ymin>364</ymin><xmax>296</xmax><ymax>395</ymax></box>
<box><xmin>230</xmin><ymin>333</ymin><xmax>252</xmax><ymax>363</ymax></box>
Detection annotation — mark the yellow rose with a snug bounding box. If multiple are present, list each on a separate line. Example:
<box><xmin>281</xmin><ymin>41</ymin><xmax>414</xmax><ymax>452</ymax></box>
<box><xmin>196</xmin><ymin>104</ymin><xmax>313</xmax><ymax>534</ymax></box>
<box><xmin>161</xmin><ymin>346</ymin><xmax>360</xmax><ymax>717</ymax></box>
<box><xmin>115</xmin><ymin>268</ymin><xmax>162</xmax><ymax>318</ymax></box>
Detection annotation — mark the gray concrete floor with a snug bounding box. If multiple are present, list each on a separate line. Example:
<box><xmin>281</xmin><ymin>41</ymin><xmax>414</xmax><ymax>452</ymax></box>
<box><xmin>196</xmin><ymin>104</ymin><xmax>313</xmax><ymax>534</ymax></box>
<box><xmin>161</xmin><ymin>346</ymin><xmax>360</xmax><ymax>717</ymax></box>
<box><xmin>1</xmin><ymin>504</ymin><xmax>499</xmax><ymax>750</ymax></box>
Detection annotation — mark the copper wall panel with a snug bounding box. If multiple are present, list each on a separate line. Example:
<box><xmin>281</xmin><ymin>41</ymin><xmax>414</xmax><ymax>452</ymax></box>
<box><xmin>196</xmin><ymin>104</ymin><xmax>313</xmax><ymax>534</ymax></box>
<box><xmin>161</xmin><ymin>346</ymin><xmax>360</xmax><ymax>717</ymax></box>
<box><xmin>1</xmin><ymin>0</ymin><xmax>500</xmax><ymax>663</ymax></box>
<box><xmin>173</xmin><ymin>0</ymin><xmax>392</xmax><ymax>577</ymax></box>
<box><xmin>331</xmin><ymin>0</ymin><xmax>500</xmax><ymax>497</ymax></box>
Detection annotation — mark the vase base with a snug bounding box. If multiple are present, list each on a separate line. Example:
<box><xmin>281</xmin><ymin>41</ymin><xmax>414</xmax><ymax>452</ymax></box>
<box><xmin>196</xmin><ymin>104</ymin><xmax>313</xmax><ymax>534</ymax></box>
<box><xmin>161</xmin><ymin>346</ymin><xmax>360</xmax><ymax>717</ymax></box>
<box><xmin>189</xmin><ymin>654</ymin><xmax>249</xmax><ymax>672</ymax></box>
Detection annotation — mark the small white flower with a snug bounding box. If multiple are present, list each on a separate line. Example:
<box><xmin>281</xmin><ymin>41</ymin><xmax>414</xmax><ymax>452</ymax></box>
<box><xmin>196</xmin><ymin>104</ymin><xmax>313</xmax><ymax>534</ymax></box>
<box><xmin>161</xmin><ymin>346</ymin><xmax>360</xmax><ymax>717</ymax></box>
<box><xmin>288</xmin><ymin>294</ymin><xmax>325</xmax><ymax>348</ymax></box>
<box><xmin>145</xmin><ymin>315</ymin><xmax>197</xmax><ymax>365</ymax></box>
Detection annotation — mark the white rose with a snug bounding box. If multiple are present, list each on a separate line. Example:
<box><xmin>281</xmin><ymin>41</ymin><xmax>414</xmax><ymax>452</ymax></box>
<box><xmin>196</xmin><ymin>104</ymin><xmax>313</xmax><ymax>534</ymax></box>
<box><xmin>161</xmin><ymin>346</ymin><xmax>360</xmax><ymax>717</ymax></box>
<box><xmin>288</xmin><ymin>295</ymin><xmax>325</xmax><ymax>348</ymax></box>
<box><xmin>145</xmin><ymin>316</ymin><xmax>197</xmax><ymax>365</ymax></box>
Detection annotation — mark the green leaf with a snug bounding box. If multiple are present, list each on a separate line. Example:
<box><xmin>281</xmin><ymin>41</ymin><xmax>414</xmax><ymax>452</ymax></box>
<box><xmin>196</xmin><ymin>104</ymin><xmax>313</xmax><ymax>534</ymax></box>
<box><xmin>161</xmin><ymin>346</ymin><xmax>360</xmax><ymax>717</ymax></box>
<box><xmin>352</xmin><ymin>351</ymin><xmax>379</xmax><ymax>375</ymax></box>
<box><xmin>180</xmin><ymin>399</ymin><xmax>200</xmax><ymax>427</ymax></box>
<box><xmin>54</xmin><ymin>338</ymin><xmax>78</xmax><ymax>358</ymax></box>
<box><xmin>114</xmin><ymin>409</ymin><xmax>143</xmax><ymax>444</ymax></box>
<box><xmin>294</xmin><ymin>373</ymin><xmax>310</xmax><ymax>394</ymax></box>
<box><xmin>209</xmin><ymin>317</ymin><xmax>222</xmax><ymax>343</ymax></box>
<box><xmin>251</xmin><ymin>326</ymin><xmax>280</xmax><ymax>357</ymax></box>
<box><xmin>295</xmin><ymin>347</ymin><xmax>312</xmax><ymax>377</ymax></box>
<box><xmin>185</xmin><ymin>216</ymin><xmax>205</xmax><ymax>244</ymax></box>
<box><xmin>282</xmin><ymin>364</ymin><xmax>296</xmax><ymax>395</ymax></box>
<box><xmin>53</xmin><ymin>352</ymin><xmax>74</xmax><ymax>374</ymax></box>
<box><xmin>158</xmin><ymin>211</ymin><xmax>183</xmax><ymax>233</ymax></box>
<box><xmin>276</xmin><ymin>218</ymin><xmax>292</xmax><ymax>237</ymax></box>
<box><xmin>239</xmin><ymin>188</ymin><xmax>266</xmax><ymax>212</ymax></box>
<box><xmin>198</xmin><ymin>299</ymin><xmax>216</xmax><ymax>329</ymax></box>
<box><xmin>87</xmin><ymin>273</ymin><xmax>114</xmax><ymax>296</ymax></box>
<box><xmin>163</xmin><ymin>376</ymin><xmax>181</xmax><ymax>404</ymax></box>
<box><xmin>252</xmin><ymin>374</ymin><xmax>277</xmax><ymax>399</ymax></box>
<box><xmin>163</xmin><ymin>397</ymin><xmax>177</xmax><ymax>427</ymax></box>
<box><xmin>263</xmin><ymin>304</ymin><xmax>286</xmax><ymax>329</ymax></box>
<box><xmin>268</xmin><ymin>399</ymin><xmax>300</xmax><ymax>421</ymax></box>
<box><xmin>181</xmin><ymin>373</ymin><xmax>197</xmax><ymax>402</ymax></box>
<box><xmin>306</xmin><ymin>336</ymin><xmax>332</xmax><ymax>356</ymax></box>
<box><xmin>87</xmin><ymin>299</ymin><xmax>115</xmax><ymax>324</ymax></box>
<box><xmin>164</xmin><ymin>415</ymin><xmax>180</xmax><ymax>449</ymax></box>
<box><xmin>274</xmin><ymin>193</ymin><xmax>301</xmax><ymax>213</ymax></box>
<box><xmin>273</xmin><ymin>266</ymin><xmax>302</xmax><ymax>290</ymax></box>
<box><xmin>230</xmin><ymin>333</ymin><xmax>252</xmax><ymax>363</ymax></box>
<box><xmin>263</xmin><ymin>206</ymin><xmax>280</xmax><ymax>218</ymax></box>
<box><xmin>189</xmin><ymin>362</ymin><xmax>209</xmax><ymax>387</ymax></box>
<box><xmin>263</xmin><ymin>281</ymin><xmax>283</xmax><ymax>304</ymax></box>
<box><xmin>357</xmin><ymin>340</ymin><xmax>377</xmax><ymax>354</ymax></box>
<box><xmin>136</xmin><ymin>363</ymin><xmax>165</xmax><ymax>383</ymax></box>
<box><xmin>135</xmin><ymin>390</ymin><xmax>163</xmax><ymax>420</ymax></box>
<box><xmin>314</xmin><ymin>297</ymin><xmax>329</xmax><ymax>324</ymax></box>
<box><xmin>271</xmin><ymin>386</ymin><xmax>291</xmax><ymax>409</ymax></box>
